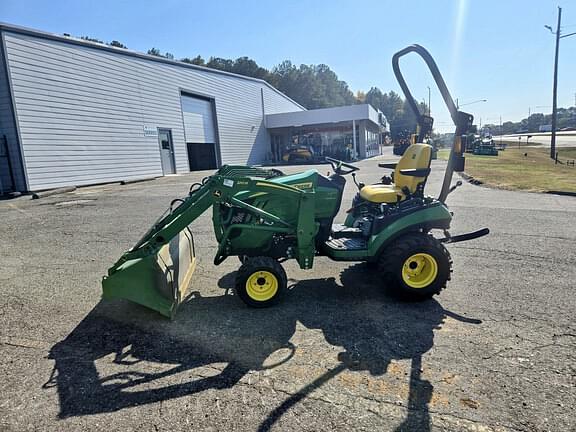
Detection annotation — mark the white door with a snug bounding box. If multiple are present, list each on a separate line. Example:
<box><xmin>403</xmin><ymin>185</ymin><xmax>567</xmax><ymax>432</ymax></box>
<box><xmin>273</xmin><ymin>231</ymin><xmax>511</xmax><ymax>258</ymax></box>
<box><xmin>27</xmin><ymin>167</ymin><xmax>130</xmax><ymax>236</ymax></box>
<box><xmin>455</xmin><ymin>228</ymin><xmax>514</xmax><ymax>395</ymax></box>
<box><xmin>180</xmin><ymin>95</ymin><xmax>216</xmax><ymax>144</ymax></box>
<box><xmin>158</xmin><ymin>129</ymin><xmax>175</xmax><ymax>174</ymax></box>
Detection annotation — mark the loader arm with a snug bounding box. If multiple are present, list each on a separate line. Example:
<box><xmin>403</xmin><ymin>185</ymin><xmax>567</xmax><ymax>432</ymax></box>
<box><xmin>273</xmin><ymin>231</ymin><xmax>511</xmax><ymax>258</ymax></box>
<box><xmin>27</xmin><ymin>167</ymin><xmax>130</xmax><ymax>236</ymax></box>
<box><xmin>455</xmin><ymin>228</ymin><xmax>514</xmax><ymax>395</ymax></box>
<box><xmin>109</xmin><ymin>183</ymin><xmax>214</xmax><ymax>271</ymax></box>
<box><xmin>103</xmin><ymin>167</ymin><xmax>318</xmax><ymax>318</ymax></box>
<box><xmin>110</xmin><ymin>170</ymin><xmax>300</xmax><ymax>269</ymax></box>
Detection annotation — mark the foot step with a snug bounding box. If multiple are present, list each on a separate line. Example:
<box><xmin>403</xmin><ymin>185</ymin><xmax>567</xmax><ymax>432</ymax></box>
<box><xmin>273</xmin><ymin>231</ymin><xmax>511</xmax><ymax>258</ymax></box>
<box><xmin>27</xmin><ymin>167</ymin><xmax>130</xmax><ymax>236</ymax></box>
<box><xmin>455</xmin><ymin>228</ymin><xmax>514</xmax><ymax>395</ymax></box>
<box><xmin>331</xmin><ymin>224</ymin><xmax>363</xmax><ymax>239</ymax></box>
<box><xmin>325</xmin><ymin>237</ymin><xmax>367</xmax><ymax>251</ymax></box>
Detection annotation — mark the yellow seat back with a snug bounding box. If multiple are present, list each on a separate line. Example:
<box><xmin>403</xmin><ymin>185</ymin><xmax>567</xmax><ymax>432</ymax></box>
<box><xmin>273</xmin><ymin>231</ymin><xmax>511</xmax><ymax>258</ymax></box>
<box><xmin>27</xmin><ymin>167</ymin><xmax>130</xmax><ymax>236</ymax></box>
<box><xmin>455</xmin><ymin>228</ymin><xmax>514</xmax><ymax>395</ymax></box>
<box><xmin>394</xmin><ymin>144</ymin><xmax>432</xmax><ymax>193</ymax></box>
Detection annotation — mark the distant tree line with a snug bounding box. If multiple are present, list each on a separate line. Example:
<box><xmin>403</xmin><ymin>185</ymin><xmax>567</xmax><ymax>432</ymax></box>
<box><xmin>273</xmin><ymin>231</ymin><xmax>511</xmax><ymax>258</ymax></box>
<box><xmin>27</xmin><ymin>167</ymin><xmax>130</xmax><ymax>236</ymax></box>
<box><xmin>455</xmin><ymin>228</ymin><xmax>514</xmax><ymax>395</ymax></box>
<box><xmin>80</xmin><ymin>36</ymin><xmax>127</xmax><ymax>49</ymax></box>
<box><xmin>484</xmin><ymin>107</ymin><xmax>576</xmax><ymax>135</ymax></box>
<box><xmin>79</xmin><ymin>35</ymin><xmax>576</xmax><ymax>138</ymax></box>
<box><xmin>81</xmin><ymin>36</ymin><xmax>430</xmax><ymax>137</ymax></box>
<box><xmin>162</xmin><ymin>53</ymin><xmax>430</xmax><ymax>138</ymax></box>
<box><xmin>363</xmin><ymin>87</ymin><xmax>429</xmax><ymax>139</ymax></box>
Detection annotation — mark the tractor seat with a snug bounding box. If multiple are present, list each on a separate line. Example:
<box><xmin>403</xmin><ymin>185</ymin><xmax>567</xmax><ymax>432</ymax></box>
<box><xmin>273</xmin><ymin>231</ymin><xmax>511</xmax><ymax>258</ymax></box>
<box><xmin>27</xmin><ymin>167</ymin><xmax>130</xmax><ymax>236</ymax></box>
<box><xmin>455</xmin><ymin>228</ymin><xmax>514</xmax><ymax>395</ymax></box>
<box><xmin>359</xmin><ymin>185</ymin><xmax>403</xmax><ymax>203</ymax></box>
<box><xmin>360</xmin><ymin>144</ymin><xmax>432</xmax><ymax>204</ymax></box>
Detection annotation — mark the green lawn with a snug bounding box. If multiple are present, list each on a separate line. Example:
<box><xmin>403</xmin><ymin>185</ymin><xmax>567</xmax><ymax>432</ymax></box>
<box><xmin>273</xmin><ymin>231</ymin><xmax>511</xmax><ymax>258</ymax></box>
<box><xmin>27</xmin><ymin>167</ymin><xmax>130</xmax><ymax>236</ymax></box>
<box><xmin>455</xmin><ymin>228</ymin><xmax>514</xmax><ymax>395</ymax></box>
<box><xmin>438</xmin><ymin>147</ymin><xmax>576</xmax><ymax>192</ymax></box>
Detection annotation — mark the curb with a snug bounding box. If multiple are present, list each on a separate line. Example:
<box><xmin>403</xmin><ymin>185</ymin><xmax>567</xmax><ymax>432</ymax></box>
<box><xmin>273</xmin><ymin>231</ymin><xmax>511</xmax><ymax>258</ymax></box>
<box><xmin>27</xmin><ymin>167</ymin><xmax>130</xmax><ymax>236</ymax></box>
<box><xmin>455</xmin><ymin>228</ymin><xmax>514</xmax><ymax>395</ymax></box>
<box><xmin>458</xmin><ymin>172</ymin><xmax>484</xmax><ymax>185</ymax></box>
<box><xmin>459</xmin><ymin>173</ymin><xmax>576</xmax><ymax>197</ymax></box>
<box><xmin>120</xmin><ymin>177</ymin><xmax>158</xmax><ymax>185</ymax></box>
<box><xmin>31</xmin><ymin>186</ymin><xmax>76</xmax><ymax>200</ymax></box>
<box><xmin>0</xmin><ymin>191</ymin><xmax>22</xmax><ymax>200</ymax></box>
<box><xmin>546</xmin><ymin>190</ymin><xmax>576</xmax><ymax>197</ymax></box>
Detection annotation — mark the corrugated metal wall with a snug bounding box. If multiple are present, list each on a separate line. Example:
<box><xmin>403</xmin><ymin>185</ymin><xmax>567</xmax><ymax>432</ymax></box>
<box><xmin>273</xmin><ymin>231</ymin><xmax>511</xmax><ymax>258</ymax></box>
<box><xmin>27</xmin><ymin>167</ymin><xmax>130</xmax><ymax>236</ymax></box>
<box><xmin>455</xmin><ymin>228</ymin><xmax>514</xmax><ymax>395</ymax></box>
<box><xmin>0</xmin><ymin>34</ymin><xmax>26</xmax><ymax>193</ymax></box>
<box><xmin>1</xmin><ymin>30</ymin><xmax>303</xmax><ymax>191</ymax></box>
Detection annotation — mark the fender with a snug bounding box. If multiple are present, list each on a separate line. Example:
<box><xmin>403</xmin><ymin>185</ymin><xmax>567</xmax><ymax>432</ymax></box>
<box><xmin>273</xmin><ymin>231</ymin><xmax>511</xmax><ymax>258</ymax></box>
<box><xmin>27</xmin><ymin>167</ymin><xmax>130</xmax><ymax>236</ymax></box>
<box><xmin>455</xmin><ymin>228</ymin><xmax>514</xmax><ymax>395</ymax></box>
<box><xmin>368</xmin><ymin>203</ymin><xmax>452</xmax><ymax>258</ymax></box>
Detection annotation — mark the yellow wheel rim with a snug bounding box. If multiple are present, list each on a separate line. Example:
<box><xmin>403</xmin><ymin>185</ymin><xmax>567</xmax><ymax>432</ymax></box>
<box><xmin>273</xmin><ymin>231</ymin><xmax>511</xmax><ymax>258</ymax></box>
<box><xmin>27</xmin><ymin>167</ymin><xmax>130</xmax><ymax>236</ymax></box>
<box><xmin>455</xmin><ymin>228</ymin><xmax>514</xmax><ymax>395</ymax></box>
<box><xmin>401</xmin><ymin>253</ymin><xmax>438</xmax><ymax>289</ymax></box>
<box><xmin>246</xmin><ymin>271</ymin><xmax>278</xmax><ymax>302</ymax></box>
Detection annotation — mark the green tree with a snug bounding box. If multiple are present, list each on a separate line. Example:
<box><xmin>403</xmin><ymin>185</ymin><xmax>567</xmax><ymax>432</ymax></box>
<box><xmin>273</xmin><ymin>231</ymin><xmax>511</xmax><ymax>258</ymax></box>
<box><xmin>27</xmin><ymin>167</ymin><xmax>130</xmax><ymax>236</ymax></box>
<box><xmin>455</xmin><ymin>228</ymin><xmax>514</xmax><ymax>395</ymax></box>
<box><xmin>365</xmin><ymin>89</ymin><xmax>408</xmax><ymax>138</ymax></box>
<box><xmin>270</xmin><ymin>62</ymin><xmax>355</xmax><ymax>109</ymax></box>
<box><xmin>147</xmin><ymin>48</ymin><xmax>162</xmax><ymax>57</ymax></box>
<box><xmin>356</xmin><ymin>90</ymin><xmax>366</xmax><ymax>103</ymax></box>
<box><xmin>206</xmin><ymin>57</ymin><xmax>235</xmax><ymax>71</ymax></box>
<box><xmin>147</xmin><ymin>48</ymin><xmax>174</xmax><ymax>59</ymax></box>
<box><xmin>109</xmin><ymin>40</ymin><xmax>127</xmax><ymax>49</ymax></box>
<box><xmin>501</xmin><ymin>121</ymin><xmax>516</xmax><ymax>134</ymax></box>
<box><xmin>365</xmin><ymin>87</ymin><xmax>384</xmax><ymax>110</ymax></box>
<box><xmin>81</xmin><ymin>36</ymin><xmax>104</xmax><ymax>44</ymax></box>
<box><xmin>181</xmin><ymin>55</ymin><xmax>205</xmax><ymax>66</ymax></box>
<box><xmin>313</xmin><ymin>64</ymin><xmax>355</xmax><ymax>107</ymax></box>
<box><xmin>231</xmin><ymin>57</ymin><xmax>270</xmax><ymax>81</ymax></box>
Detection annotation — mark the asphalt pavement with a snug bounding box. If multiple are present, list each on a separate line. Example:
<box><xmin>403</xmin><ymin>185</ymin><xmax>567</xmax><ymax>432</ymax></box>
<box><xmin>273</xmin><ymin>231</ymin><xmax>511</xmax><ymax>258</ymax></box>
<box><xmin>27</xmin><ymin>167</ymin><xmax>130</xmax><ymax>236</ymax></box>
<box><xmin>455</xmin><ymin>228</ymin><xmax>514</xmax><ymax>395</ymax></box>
<box><xmin>1</xmin><ymin>155</ymin><xmax>575</xmax><ymax>431</ymax></box>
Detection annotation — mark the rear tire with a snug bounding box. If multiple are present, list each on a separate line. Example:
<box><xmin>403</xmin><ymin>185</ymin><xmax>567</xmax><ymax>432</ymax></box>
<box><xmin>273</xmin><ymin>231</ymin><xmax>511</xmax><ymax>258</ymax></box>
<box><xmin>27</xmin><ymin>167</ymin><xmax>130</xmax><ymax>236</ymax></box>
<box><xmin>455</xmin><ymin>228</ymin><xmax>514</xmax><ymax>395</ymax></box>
<box><xmin>378</xmin><ymin>233</ymin><xmax>452</xmax><ymax>300</ymax></box>
<box><xmin>235</xmin><ymin>257</ymin><xmax>287</xmax><ymax>308</ymax></box>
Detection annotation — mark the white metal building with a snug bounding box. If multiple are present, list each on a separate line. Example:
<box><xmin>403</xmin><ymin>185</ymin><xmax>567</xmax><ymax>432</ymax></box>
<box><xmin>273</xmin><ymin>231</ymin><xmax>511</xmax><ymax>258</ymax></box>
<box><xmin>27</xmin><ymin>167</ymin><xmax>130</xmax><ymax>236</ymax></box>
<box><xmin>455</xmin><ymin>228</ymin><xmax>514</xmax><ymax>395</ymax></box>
<box><xmin>0</xmin><ymin>23</ymin><xmax>386</xmax><ymax>195</ymax></box>
<box><xmin>0</xmin><ymin>23</ymin><xmax>305</xmax><ymax>193</ymax></box>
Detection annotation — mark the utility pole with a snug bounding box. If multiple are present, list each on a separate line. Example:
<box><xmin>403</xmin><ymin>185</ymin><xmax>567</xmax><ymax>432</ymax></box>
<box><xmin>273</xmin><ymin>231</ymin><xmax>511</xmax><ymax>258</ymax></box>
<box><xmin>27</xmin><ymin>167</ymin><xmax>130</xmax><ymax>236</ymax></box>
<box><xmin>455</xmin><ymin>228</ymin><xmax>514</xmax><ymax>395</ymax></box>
<box><xmin>499</xmin><ymin>115</ymin><xmax>502</xmax><ymax>147</ymax></box>
<box><xmin>550</xmin><ymin>7</ymin><xmax>561</xmax><ymax>159</ymax></box>
<box><xmin>546</xmin><ymin>8</ymin><xmax>576</xmax><ymax>158</ymax></box>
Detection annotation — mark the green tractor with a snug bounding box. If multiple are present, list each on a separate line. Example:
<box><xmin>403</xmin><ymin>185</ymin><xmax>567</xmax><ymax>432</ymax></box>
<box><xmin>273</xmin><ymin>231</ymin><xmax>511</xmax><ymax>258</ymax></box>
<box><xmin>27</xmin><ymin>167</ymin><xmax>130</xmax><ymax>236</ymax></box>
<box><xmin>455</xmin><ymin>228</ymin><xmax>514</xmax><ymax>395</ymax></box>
<box><xmin>102</xmin><ymin>45</ymin><xmax>489</xmax><ymax>318</ymax></box>
<box><xmin>473</xmin><ymin>137</ymin><xmax>499</xmax><ymax>156</ymax></box>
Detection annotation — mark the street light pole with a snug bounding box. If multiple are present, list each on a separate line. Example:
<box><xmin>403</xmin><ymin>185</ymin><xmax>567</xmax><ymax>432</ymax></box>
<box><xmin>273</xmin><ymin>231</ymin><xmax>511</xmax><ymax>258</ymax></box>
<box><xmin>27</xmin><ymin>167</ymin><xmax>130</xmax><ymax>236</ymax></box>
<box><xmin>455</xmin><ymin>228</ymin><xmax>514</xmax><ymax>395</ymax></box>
<box><xmin>546</xmin><ymin>8</ymin><xmax>576</xmax><ymax>159</ymax></box>
<box><xmin>550</xmin><ymin>7</ymin><xmax>561</xmax><ymax>159</ymax></box>
<box><xmin>427</xmin><ymin>86</ymin><xmax>431</xmax><ymax>116</ymax></box>
<box><xmin>499</xmin><ymin>115</ymin><xmax>502</xmax><ymax>147</ymax></box>
<box><xmin>457</xmin><ymin>99</ymin><xmax>487</xmax><ymax>108</ymax></box>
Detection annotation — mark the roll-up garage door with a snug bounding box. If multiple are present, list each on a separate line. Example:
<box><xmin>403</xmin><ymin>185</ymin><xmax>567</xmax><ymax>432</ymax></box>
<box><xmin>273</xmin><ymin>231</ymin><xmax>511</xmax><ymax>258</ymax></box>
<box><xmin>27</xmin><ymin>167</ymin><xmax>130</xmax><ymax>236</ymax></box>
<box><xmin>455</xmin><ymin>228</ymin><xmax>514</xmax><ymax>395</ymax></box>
<box><xmin>180</xmin><ymin>95</ymin><xmax>218</xmax><ymax>170</ymax></box>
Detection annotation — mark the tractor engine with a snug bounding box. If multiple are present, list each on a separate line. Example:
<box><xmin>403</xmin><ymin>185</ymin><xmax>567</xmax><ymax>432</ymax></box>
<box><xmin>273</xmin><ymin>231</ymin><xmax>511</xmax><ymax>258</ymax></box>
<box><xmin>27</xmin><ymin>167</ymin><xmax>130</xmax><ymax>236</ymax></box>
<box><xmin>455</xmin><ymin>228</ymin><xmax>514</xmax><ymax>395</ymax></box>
<box><xmin>347</xmin><ymin>192</ymin><xmax>433</xmax><ymax>237</ymax></box>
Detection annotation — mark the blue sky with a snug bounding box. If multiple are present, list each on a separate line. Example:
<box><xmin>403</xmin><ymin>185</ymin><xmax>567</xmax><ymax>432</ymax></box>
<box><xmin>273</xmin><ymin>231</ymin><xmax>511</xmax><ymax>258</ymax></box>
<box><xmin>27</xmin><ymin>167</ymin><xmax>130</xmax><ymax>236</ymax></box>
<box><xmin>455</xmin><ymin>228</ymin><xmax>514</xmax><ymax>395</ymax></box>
<box><xmin>2</xmin><ymin>0</ymin><xmax>575</xmax><ymax>131</ymax></box>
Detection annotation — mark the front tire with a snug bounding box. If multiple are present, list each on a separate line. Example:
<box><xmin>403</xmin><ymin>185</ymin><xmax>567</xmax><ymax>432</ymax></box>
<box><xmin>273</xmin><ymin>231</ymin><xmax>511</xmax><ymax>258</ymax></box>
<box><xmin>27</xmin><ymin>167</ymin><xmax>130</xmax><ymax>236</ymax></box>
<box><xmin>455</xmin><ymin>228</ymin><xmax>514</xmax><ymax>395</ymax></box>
<box><xmin>235</xmin><ymin>257</ymin><xmax>287</xmax><ymax>307</ymax></box>
<box><xmin>378</xmin><ymin>233</ymin><xmax>452</xmax><ymax>300</ymax></box>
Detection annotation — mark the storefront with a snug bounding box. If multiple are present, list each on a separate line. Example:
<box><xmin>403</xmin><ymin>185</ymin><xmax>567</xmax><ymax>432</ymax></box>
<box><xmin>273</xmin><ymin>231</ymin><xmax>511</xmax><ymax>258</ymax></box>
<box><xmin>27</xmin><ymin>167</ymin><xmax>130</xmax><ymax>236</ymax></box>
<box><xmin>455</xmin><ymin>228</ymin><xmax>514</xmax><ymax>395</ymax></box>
<box><xmin>266</xmin><ymin>104</ymin><xmax>388</xmax><ymax>163</ymax></box>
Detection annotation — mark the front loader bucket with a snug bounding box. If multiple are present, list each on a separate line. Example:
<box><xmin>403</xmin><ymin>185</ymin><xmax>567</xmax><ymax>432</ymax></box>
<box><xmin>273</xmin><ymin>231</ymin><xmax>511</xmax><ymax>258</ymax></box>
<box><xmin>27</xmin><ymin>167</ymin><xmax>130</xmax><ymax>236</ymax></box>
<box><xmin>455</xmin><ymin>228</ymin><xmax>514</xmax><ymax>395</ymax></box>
<box><xmin>102</xmin><ymin>227</ymin><xmax>197</xmax><ymax>319</ymax></box>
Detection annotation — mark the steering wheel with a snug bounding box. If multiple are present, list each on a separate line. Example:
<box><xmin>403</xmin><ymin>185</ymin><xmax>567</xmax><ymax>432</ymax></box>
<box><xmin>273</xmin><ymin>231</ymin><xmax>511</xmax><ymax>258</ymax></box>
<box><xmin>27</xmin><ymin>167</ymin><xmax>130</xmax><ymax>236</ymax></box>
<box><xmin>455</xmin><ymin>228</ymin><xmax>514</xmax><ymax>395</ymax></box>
<box><xmin>325</xmin><ymin>157</ymin><xmax>359</xmax><ymax>175</ymax></box>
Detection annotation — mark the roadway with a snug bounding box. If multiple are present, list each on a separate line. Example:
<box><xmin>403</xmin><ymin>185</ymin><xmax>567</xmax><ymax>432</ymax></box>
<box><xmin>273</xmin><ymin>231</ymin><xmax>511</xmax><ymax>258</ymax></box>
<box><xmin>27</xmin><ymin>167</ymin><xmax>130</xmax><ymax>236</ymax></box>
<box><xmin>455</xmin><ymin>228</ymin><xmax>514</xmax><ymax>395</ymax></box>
<box><xmin>497</xmin><ymin>131</ymin><xmax>576</xmax><ymax>147</ymax></box>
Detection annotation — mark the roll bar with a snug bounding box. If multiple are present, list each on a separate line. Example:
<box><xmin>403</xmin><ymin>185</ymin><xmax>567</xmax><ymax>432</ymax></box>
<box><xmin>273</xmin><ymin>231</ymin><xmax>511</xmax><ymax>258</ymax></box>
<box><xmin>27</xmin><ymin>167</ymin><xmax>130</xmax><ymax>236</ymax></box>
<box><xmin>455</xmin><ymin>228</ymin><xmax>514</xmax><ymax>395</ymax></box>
<box><xmin>392</xmin><ymin>45</ymin><xmax>474</xmax><ymax>203</ymax></box>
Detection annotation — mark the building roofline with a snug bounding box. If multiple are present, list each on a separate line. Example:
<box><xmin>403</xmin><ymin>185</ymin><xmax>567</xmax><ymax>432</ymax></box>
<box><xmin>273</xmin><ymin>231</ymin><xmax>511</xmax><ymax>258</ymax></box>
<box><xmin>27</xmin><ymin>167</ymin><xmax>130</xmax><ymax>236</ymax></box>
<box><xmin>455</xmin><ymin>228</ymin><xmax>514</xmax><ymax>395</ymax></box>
<box><xmin>266</xmin><ymin>104</ymin><xmax>386</xmax><ymax>129</ymax></box>
<box><xmin>0</xmin><ymin>21</ymin><xmax>306</xmax><ymax>111</ymax></box>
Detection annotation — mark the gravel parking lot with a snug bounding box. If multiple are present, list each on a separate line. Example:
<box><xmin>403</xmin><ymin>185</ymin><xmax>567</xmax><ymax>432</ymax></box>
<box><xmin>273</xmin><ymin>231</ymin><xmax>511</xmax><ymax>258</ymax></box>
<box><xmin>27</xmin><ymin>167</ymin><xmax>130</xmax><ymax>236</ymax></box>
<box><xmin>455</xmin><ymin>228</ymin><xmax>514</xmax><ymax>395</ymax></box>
<box><xmin>1</xmin><ymin>156</ymin><xmax>575</xmax><ymax>431</ymax></box>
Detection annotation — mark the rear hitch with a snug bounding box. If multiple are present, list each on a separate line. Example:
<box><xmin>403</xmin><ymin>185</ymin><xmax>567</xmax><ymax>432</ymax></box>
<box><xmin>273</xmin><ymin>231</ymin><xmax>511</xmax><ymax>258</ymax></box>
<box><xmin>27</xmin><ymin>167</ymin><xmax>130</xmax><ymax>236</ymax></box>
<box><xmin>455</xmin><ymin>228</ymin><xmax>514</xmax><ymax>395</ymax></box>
<box><xmin>448</xmin><ymin>180</ymin><xmax>463</xmax><ymax>195</ymax></box>
<box><xmin>439</xmin><ymin>228</ymin><xmax>489</xmax><ymax>244</ymax></box>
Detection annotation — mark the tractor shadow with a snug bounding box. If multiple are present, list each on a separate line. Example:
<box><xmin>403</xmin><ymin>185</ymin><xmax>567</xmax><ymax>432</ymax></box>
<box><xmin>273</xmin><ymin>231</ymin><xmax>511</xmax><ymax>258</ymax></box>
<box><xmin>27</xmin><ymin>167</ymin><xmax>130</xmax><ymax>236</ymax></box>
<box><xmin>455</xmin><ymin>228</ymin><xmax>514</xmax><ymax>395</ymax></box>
<box><xmin>46</xmin><ymin>264</ymin><xmax>480</xmax><ymax>431</ymax></box>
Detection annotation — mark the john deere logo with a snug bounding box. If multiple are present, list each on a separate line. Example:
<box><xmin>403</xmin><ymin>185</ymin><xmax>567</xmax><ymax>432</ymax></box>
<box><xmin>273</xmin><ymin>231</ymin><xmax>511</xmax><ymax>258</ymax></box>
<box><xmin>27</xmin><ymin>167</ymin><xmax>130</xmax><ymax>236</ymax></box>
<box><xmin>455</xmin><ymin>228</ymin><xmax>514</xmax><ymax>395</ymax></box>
<box><xmin>293</xmin><ymin>182</ymin><xmax>313</xmax><ymax>190</ymax></box>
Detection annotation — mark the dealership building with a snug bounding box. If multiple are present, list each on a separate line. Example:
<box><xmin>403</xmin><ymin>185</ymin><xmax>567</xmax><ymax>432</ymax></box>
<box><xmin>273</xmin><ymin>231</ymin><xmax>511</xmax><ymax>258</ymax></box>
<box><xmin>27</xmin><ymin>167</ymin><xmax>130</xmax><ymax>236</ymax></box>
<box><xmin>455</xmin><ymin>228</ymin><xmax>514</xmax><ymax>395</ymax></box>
<box><xmin>0</xmin><ymin>23</ymin><xmax>387</xmax><ymax>194</ymax></box>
